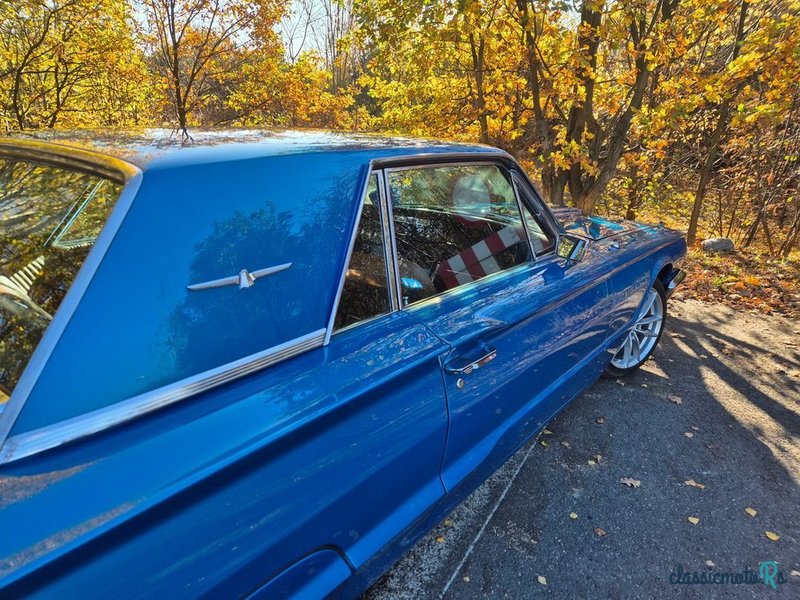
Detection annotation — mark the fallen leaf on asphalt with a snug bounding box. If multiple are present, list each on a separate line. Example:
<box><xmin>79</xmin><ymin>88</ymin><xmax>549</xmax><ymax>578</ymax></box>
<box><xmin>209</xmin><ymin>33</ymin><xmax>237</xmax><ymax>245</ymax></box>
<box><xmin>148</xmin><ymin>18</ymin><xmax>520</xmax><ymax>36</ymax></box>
<box><xmin>706</xmin><ymin>560</ymin><xmax>716</xmax><ymax>567</ymax></box>
<box><xmin>444</xmin><ymin>518</ymin><xmax>454</xmax><ymax>527</ymax></box>
<box><xmin>690</xmin><ymin>425</ymin><xmax>700</xmax><ymax>431</ymax></box>
<box><xmin>435</xmin><ymin>535</ymin><xmax>445</xmax><ymax>543</ymax></box>
<box><xmin>669</xmin><ymin>395</ymin><xmax>683</xmax><ymax>404</ymax></box>
<box><xmin>671</xmin><ymin>332</ymin><xmax>686</xmax><ymax>339</ymax></box>
<box><xmin>745</xmin><ymin>507</ymin><xmax>758</xmax><ymax>517</ymax></box>
<box><xmin>685</xmin><ymin>432</ymin><xmax>694</xmax><ymax>438</ymax></box>
<box><xmin>685</xmin><ymin>479</ymin><xmax>706</xmax><ymax>489</ymax></box>
<box><xmin>596</xmin><ymin>416</ymin><xmax>605</xmax><ymax>424</ymax></box>
<box><xmin>765</xmin><ymin>531</ymin><xmax>780</xmax><ymax>541</ymax></box>
<box><xmin>540</xmin><ymin>440</ymin><xmax>548</xmax><ymax>447</ymax></box>
<box><xmin>641</xmin><ymin>383</ymin><xmax>648</xmax><ymax>388</ymax></box>
<box><xmin>569</xmin><ymin>512</ymin><xmax>578</xmax><ymax>519</ymax></box>
<box><xmin>537</xmin><ymin>575</ymin><xmax>547</xmax><ymax>585</ymax></box>
<box><xmin>561</xmin><ymin>441</ymin><xmax>571</xmax><ymax>448</ymax></box>
<box><xmin>688</xmin><ymin>517</ymin><xmax>700</xmax><ymax>525</ymax></box>
<box><xmin>594</xmin><ymin>527</ymin><xmax>607</xmax><ymax>537</ymax></box>
<box><xmin>595</xmin><ymin>454</ymin><xmax>602</xmax><ymax>462</ymax></box>
<box><xmin>620</xmin><ymin>477</ymin><xmax>641</xmax><ymax>488</ymax></box>
<box><xmin>463</xmin><ymin>576</ymin><xmax>470</xmax><ymax>582</ymax></box>
<box><xmin>791</xmin><ymin>569</ymin><xmax>800</xmax><ymax>578</ymax></box>
<box><xmin>587</xmin><ymin>459</ymin><xmax>596</xmax><ymax>465</ymax></box>
<box><xmin>543</xmin><ymin>429</ymin><xmax>553</xmax><ymax>435</ymax></box>
<box><xmin>615</xmin><ymin>379</ymin><xmax>625</xmax><ymax>386</ymax></box>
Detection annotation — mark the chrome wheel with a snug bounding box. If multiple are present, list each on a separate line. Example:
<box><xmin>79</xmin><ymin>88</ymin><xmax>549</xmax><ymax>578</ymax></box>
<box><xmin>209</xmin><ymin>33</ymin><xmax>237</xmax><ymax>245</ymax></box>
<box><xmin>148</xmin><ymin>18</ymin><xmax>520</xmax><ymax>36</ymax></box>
<box><xmin>610</xmin><ymin>288</ymin><xmax>664</xmax><ymax>370</ymax></box>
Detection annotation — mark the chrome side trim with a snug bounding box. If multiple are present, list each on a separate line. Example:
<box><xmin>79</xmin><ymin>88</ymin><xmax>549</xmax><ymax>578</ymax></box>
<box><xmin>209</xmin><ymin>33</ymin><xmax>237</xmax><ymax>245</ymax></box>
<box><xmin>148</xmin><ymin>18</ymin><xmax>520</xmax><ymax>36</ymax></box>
<box><xmin>0</xmin><ymin>158</ymin><xmax>143</xmax><ymax>456</ymax></box>
<box><xmin>187</xmin><ymin>263</ymin><xmax>292</xmax><ymax>291</ymax></box>
<box><xmin>324</xmin><ymin>161</ymin><xmax>374</xmax><ymax>345</ymax></box>
<box><xmin>0</xmin><ymin>329</ymin><xmax>326</xmax><ymax>464</ymax></box>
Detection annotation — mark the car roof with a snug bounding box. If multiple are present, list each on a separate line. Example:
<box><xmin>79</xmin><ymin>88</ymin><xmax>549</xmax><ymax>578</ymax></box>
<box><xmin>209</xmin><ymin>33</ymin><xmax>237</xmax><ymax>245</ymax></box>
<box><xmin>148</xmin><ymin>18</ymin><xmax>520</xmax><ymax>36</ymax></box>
<box><xmin>0</xmin><ymin>129</ymin><xmax>501</xmax><ymax>173</ymax></box>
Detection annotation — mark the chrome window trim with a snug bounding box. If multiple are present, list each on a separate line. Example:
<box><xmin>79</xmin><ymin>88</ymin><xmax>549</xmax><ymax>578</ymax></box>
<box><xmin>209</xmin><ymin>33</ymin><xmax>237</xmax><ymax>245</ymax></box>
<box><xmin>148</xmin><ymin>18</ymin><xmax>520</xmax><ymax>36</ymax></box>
<box><xmin>377</xmin><ymin>170</ymin><xmax>400</xmax><ymax>312</ymax></box>
<box><xmin>0</xmin><ymin>138</ymin><xmax>139</xmax><ymax>184</ymax></box>
<box><xmin>512</xmin><ymin>173</ymin><xmax>537</xmax><ymax>261</ymax></box>
<box><xmin>324</xmin><ymin>161</ymin><xmax>375</xmax><ymax>345</ymax></box>
<box><xmin>511</xmin><ymin>172</ymin><xmax>557</xmax><ymax>258</ymax></box>
<box><xmin>0</xmin><ymin>328</ymin><xmax>326</xmax><ymax>464</ymax></box>
<box><xmin>0</xmin><ymin>146</ymin><xmax>143</xmax><ymax>458</ymax></box>
<box><xmin>381</xmin><ymin>168</ymin><xmax>405</xmax><ymax>310</ymax></box>
<box><xmin>510</xmin><ymin>168</ymin><xmax>563</xmax><ymax>240</ymax></box>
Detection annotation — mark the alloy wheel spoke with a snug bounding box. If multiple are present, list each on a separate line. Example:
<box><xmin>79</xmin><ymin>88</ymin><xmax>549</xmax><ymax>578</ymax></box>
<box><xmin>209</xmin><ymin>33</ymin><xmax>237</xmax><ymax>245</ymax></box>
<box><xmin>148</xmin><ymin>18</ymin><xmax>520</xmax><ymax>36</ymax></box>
<box><xmin>640</xmin><ymin>290</ymin><xmax>657</xmax><ymax>317</ymax></box>
<box><xmin>637</xmin><ymin>315</ymin><xmax>661</xmax><ymax>325</ymax></box>
<box><xmin>635</xmin><ymin>327</ymin><xmax>658</xmax><ymax>338</ymax></box>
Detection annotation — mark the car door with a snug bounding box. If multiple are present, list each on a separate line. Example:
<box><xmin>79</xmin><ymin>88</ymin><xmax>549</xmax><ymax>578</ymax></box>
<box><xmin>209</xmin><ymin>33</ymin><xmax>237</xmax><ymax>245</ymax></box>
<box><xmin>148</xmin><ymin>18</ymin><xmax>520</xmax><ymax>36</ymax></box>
<box><xmin>382</xmin><ymin>160</ymin><xmax>613</xmax><ymax>491</ymax></box>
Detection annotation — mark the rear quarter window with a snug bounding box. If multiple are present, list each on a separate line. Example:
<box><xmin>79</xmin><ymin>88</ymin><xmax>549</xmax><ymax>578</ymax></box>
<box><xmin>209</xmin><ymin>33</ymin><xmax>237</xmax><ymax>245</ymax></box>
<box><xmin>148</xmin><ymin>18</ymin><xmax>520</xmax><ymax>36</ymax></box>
<box><xmin>0</xmin><ymin>157</ymin><xmax>122</xmax><ymax>402</ymax></box>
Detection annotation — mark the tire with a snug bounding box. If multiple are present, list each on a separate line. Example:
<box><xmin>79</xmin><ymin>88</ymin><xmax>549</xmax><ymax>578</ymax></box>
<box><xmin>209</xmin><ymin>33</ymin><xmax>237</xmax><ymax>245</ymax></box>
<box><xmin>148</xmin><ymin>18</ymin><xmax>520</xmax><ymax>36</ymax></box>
<box><xmin>604</xmin><ymin>279</ymin><xmax>667</xmax><ymax>378</ymax></box>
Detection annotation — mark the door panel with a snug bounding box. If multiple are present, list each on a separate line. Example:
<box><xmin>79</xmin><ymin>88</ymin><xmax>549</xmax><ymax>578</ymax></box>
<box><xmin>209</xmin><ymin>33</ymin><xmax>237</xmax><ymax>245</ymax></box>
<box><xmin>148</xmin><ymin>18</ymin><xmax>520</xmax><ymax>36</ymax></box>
<box><xmin>406</xmin><ymin>251</ymin><xmax>611</xmax><ymax>490</ymax></box>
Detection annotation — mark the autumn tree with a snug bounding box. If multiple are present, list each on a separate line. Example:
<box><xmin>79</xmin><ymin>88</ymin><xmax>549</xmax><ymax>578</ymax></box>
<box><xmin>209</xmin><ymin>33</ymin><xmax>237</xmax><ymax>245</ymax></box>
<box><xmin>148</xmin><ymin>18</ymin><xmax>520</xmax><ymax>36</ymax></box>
<box><xmin>0</xmin><ymin>0</ymin><xmax>146</xmax><ymax>130</ymax></box>
<box><xmin>141</xmin><ymin>0</ymin><xmax>285</xmax><ymax>135</ymax></box>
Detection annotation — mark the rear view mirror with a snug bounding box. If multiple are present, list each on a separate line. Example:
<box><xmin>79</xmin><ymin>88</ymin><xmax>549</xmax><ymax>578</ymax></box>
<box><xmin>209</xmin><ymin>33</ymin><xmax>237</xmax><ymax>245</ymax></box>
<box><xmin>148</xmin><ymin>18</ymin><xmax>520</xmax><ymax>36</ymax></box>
<box><xmin>557</xmin><ymin>234</ymin><xmax>587</xmax><ymax>262</ymax></box>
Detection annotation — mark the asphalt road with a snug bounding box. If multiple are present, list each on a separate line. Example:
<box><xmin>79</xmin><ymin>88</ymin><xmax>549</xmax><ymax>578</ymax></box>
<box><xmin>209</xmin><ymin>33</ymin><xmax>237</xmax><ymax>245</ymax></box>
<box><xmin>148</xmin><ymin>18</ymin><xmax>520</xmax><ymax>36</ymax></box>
<box><xmin>365</xmin><ymin>298</ymin><xmax>800</xmax><ymax>598</ymax></box>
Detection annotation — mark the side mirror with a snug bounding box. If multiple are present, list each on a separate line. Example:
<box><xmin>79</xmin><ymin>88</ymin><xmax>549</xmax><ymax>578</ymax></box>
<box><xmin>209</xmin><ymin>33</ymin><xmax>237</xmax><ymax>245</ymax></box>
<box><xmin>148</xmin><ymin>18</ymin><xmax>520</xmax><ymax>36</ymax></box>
<box><xmin>556</xmin><ymin>234</ymin><xmax>587</xmax><ymax>262</ymax></box>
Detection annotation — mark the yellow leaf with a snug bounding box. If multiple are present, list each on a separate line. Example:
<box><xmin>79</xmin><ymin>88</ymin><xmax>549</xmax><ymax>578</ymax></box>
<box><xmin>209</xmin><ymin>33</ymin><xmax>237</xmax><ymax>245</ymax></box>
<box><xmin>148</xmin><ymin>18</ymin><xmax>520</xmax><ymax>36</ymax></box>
<box><xmin>688</xmin><ymin>516</ymin><xmax>700</xmax><ymax>525</ymax></box>
<box><xmin>570</xmin><ymin>512</ymin><xmax>578</xmax><ymax>519</ymax></box>
<box><xmin>540</xmin><ymin>440</ymin><xmax>548</xmax><ymax>447</ymax></box>
<box><xmin>537</xmin><ymin>575</ymin><xmax>547</xmax><ymax>585</ymax></box>
<box><xmin>765</xmin><ymin>531</ymin><xmax>780</xmax><ymax>541</ymax></box>
<box><xmin>685</xmin><ymin>432</ymin><xmax>694</xmax><ymax>438</ymax></box>
<box><xmin>685</xmin><ymin>479</ymin><xmax>706</xmax><ymax>490</ymax></box>
<box><xmin>588</xmin><ymin>459</ymin><xmax>596</xmax><ymax>465</ymax></box>
<box><xmin>745</xmin><ymin>507</ymin><xmax>757</xmax><ymax>517</ymax></box>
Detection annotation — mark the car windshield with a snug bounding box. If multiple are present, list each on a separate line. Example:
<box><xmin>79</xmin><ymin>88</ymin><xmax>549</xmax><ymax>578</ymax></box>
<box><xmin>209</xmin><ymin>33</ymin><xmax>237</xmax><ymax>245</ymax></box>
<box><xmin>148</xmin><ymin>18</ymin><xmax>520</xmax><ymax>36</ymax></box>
<box><xmin>0</xmin><ymin>157</ymin><xmax>123</xmax><ymax>405</ymax></box>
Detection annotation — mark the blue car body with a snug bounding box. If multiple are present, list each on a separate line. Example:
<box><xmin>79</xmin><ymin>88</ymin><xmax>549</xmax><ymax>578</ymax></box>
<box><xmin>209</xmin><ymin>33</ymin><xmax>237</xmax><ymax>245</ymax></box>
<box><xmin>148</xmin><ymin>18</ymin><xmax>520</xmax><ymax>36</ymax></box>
<box><xmin>0</xmin><ymin>130</ymin><xmax>686</xmax><ymax>598</ymax></box>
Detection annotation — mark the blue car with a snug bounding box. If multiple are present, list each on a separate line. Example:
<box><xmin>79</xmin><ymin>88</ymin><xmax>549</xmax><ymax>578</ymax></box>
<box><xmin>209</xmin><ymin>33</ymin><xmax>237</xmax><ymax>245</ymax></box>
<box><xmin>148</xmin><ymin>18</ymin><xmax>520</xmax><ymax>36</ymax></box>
<box><xmin>0</xmin><ymin>131</ymin><xmax>686</xmax><ymax>598</ymax></box>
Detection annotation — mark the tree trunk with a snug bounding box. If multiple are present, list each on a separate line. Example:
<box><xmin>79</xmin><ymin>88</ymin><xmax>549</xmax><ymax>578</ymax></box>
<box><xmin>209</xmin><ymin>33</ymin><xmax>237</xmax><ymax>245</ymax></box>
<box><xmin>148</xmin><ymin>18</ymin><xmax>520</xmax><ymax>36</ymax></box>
<box><xmin>469</xmin><ymin>33</ymin><xmax>490</xmax><ymax>144</ymax></box>
<box><xmin>687</xmin><ymin>103</ymin><xmax>731</xmax><ymax>245</ymax></box>
<box><xmin>686</xmin><ymin>0</ymin><xmax>748</xmax><ymax>245</ymax></box>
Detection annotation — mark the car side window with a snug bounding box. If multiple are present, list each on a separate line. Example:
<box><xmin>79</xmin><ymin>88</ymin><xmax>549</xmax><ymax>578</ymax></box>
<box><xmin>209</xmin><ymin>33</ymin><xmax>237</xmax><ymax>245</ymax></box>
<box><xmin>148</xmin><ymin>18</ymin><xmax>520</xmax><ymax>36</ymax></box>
<box><xmin>333</xmin><ymin>174</ymin><xmax>391</xmax><ymax>330</ymax></box>
<box><xmin>513</xmin><ymin>175</ymin><xmax>556</xmax><ymax>256</ymax></box>
<box><xmin>388</xmin><ymin>164</ymin><xmax>532</xmax><ymax>306</ymax></box>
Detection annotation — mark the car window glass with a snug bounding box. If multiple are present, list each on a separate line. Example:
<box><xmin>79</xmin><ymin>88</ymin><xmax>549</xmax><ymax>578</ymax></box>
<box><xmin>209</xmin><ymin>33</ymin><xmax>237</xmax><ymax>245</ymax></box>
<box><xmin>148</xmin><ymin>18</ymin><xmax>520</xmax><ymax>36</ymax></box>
<box><xmin>514</xmin><ymin>176</ymin><xmax>555</xmax><ymax>255</ymax></box>
<box><xmin>388</xmin><ymin>164</ymin><xmax>531</xmax><ymax>306</ymax></box>
<box><xmin>0</xmin><ymin>158</ymin><xmax>122</xmax><ymax>401</ymax></box>
<box><xmin>333</xmin><ymin>174</ymin><xmax>391</xmax><ymax>330</ymax></box>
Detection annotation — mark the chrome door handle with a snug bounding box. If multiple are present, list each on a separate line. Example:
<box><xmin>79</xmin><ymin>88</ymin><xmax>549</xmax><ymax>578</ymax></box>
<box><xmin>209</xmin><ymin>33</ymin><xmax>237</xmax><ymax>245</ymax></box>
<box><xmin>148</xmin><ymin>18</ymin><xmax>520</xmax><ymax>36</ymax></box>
<box><xmin>445</xmin><ymin>348</ymin><xmax>497</xmax><ymax>375</ymax></box>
